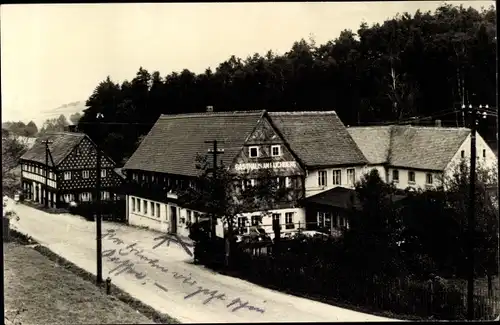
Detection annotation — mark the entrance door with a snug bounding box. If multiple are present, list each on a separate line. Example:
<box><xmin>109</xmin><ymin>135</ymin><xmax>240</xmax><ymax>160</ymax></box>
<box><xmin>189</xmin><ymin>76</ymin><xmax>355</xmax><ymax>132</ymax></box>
<box><xmin>169</xmin><ymin>206</ymin><xmax>177</xmax><ymax>234</ymax></box>
<box><xmin>160</xmin><ymin>204</ymin><xmax>169</xmax><ymax>233</ymax></box>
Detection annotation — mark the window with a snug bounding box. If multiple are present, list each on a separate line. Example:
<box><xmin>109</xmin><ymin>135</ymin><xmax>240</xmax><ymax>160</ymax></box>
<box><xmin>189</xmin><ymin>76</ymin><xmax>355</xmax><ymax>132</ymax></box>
<box><xmin>271</xmin><ymin>145</ymin><xmax>281</xmax><ymax>157</ymax></box>
<box><xmin>483</xmin><ymin>149</ymin><xmax>486</xmax><ymax>158</ymax></box>
<box><xmin>426</xmin><ymin>173</ymin><xmax>433</xmax><ymax>185</ymax></box>
<box><xmin>285</xmin><ymin>176</ymin><xmax>292</xmax><ymax>188</ymax></box>
<box><xmin>272</xmin><ymin>213</ymin><xmax>281</xmax><ymax>223</ymax></box>
<box><xmin>333</xmin><ymin>170</ymin><xmax>341</xmax><ymax>185</ymax></box>
<box><xmin>250</xmin><ymin>179</ymin><xmax>256</xmax><ymax>187</ymax></box>
<box><xmin>82</xmin><ymin>170</ymin><xmax>90</xmax><ymax>179</ymax></box>
<box><xmin>133</xmin><ymin>174</ymin><xmax>138</xmax><ymax>181</ymax></box>
<box><xmin>80</xmin><ymin>192</ymin><xmax>91</xmax><ymax>202</ymax></box>
<box><xmin>150</xmin><ymin>201</ymin><xmax>155</xmax><ymax>216</ymax></box>
<box><xmin>156</xmin><ymin>203</ymin><xmax>160</xmax><ymax>217</ymax></box>
<box><xmin>75</xmin><ymin>148</ymin><xmax>81</xmax><ymax>156</ymax></box>
<box><xmin>392</xmin><ymin>170</ymin><xmax>399</xmax><ymax>182</ymax></box>
<box><xmin>408</xmin><ymin>171</ymin><xmax>416</xmax><ymax>183</ymax></box>
<box><xmin>285</xmin><ymin>212</ymin><xmax>295</xmax><ymax>229</ymax></box>
<box><xmin>251</xmin><ymin>215</ymin><xmax>260</xmax><ymax>226</ymax></box>
<box><xmin>63</xmin><ymin>194</ymin><xmax>74</xmax><ymax>203</ymax></box>
<box><xmin>461</xmin><ymin>150</ymin><xmax>465</xmax><ymax>158</ymax></box>
<box><xmin>137</xmin><ymin>199</ymin><xmax>141</xmax><ymax>212</ymax></box>
<box><xmin>249</xmin><ymin>146</ymin><xmax>259</xmax><ymax>158</ymax></box>
<box><xmin>317</xmin><ymin>212</ymin><xmax>325</xmax><ymax>227</ymax></box>
<box><xmin>101</xmin><ymin>169</ymin><xmax>107</xmax><ymax>178</ymax></box>
<box><xmin>144</xmin><ymin>200</ymin><xmax>148</xmax><ymax>214</ymax></box>
<box><xmin>142</xmin><ymin>174</ymin><xmax>147</xmax><ymax>182</ymax></box>
<box><xmin>318</xmin><ymin>170</ymin><xmax>327</xmax><ymax>187</ymax></box>
<box><xmin>186</xmin><ymin>210</ymin><xmax>192</xmax><ymax>223</ymax></box>
<box><xmin>132</xmin><ymin>198</ymin><xmax>136</xmax><ymax>212</ymax></box>
<box><xmin>347</xmin><ymin>168</ymin><xmax>356</xmax><ymax>185</ymax></box>
<box><xmin>64</xmin><ymin>171</ymin><xmax>72</xmax><ymax>180</ymax></box>
<box><xmin>101</xmin><ymin>191</ymin><xmax>110</xmax><ymax>200</ymax></box>
<box><xmin>237</xmin><ymin>217</ymin><xmax>249</xmax><ymax>234</ymax></box>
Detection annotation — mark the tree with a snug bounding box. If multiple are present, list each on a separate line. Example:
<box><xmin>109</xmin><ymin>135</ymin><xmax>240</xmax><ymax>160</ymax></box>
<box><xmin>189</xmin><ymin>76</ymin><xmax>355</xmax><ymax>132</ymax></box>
<box><xmin>1</xmin><ymin>121</ymin><xmax>37</xmax><ymax>137</ymax></box>
<box><xmin>69</xmin><ymin>112</ymin><xmax>82</xmax><ymax>125</ymax></box>
<box><xmin>341</xmin><ymin>169</ymin><xmax>406</xmax><ymax>279</ymax></box>
<box><xmin>39</xmin><ymin>114</ymin><xmax>70</xmax><ymax>134</ymax></box>
<box><xmin>25</xmin><ymin>121</ymin><xmax>38</xmax><ymax>137</ymax></box>
<box><xmin>187</xmin><ymin>153</ymin><xmax>287</xmax><ymax>268</ymax></box>
<box><xmin>2</xmin><ymin>137</ymin><xmax>28</xmax><ymax>195</ymax></box>
<box><xmin>444</xmin><ymin>160</ymin><xmax>498</xmax><ymax>295</ymax></box>
<box><xmin>397</xmin><ymin>160</ymin><xmax>498</xmax><ymax>289</ymax></box>
<box><xmin>76</xmin><ymin>4</ymin><xmax>496</xmax><ymax>166</ymax></box>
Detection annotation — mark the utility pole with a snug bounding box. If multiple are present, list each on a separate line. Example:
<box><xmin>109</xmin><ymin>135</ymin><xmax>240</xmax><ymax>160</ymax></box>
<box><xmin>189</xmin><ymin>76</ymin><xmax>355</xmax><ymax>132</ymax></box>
<box><xmin>96</xmin><ymin>113</ymin><xmax>104</xmax><ymax>285</ymax></box>
<box><xmin>465</xmin><ymin>103</ymin><xmax>476</xmax><ymax>320</ymax></box>
<box><xmin>204</xmin><ymin>140</ymin><xmax>224</xmax><ymax>239</ymax></box>
<box><xmin>464</xmin><ymin>103</ymin><xmax>490</xmax><ymax>320</ymax></box>
<box><xmin>42</xmin><ymin>139</ymin><xmax>53</xmax><ymax>208</ymax></box>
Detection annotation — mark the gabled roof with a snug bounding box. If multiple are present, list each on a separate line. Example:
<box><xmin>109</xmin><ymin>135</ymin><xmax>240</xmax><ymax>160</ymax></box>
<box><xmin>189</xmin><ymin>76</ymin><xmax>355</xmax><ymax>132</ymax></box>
<box><xmin>347</xmin><ymin>125</ymin><xmax>471</xmax><ymax>171</ymax></box>
<box><xmin>20</xmin><ymin>132</ymin><xmax>86</xmax><ymax>166</ymax></box>
<box><xmin>123</xmin><ymin>111</ymin><xmax>266</xmax><ymax>177</ymax></box>
<box><xmin>267</xmin><ymin>111</ymin><xmax>368</xmax><ymax>167</ymax></box>
<box><xmin>346</xmin><ymin>126</ymin><xmax>392</xmax><ymax>165</ymax></box>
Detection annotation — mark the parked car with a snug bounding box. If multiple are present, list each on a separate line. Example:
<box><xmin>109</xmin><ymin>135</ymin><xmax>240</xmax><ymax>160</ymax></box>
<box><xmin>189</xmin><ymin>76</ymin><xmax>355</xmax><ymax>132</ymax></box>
<box><xmin>236</xmin><ymin>226</ymin><xmax>272</xmax><ymax>243</ymax></box>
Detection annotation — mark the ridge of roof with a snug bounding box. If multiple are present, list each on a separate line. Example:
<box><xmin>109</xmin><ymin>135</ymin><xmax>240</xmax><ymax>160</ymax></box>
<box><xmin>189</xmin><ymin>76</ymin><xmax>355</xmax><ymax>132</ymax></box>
<box><xmin>43</xmin><ymin>131</ymin><xmax>86</xmax><ymax>137</ymax></box>
<box><xmin>268</xmin><ymin>111</ymin><xmax>338</xmax><ymax>116</ymax></box>
<box><xmin>159</xmin><ymin>110</ymin><xmax>265</xmax><ymax>120</ymax></box>
<box><xmin>349</xmin><ymin>124</ymin><xmax>471</xmax><ymax>132</ymax></box>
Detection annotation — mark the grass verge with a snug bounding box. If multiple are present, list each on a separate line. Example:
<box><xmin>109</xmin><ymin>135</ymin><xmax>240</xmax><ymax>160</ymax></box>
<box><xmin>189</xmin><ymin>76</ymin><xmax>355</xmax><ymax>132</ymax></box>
<box><xmin>8</xmin><ymin>228</ymin><xmax>180</xmax><ymax>324</ymax></box>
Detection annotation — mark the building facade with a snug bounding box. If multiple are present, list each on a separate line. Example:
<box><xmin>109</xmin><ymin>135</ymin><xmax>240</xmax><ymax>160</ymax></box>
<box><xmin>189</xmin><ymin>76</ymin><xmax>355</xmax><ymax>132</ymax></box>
<box><xmin>122</xmin><ymin>110</ymin><xmax>367</xmax><ymax>237</ymax></box>
<box><xmin>20</xmin><ymin>132</ymin><xmax>123</xmax><ymax>208</ymax></box>
<box><xmin>347</xmin><ymin>124</ymin><xmax>497</xmax><ymax>191</ymax></box>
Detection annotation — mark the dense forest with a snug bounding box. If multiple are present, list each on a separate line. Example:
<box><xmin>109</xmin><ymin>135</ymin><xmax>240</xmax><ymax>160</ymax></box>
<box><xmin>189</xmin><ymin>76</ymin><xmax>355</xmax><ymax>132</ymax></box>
<box><xmin>78</xmin><ymin>4</ymin><xmax>497</xmax><ymax>165</ymax></box>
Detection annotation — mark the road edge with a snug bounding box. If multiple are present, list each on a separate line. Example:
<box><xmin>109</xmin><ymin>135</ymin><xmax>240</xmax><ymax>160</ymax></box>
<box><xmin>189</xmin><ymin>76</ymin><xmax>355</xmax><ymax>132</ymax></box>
<box><xmin>7</xmin><ymin>228</ymin><xmax>181</xmax><ymax>324</ymax></box>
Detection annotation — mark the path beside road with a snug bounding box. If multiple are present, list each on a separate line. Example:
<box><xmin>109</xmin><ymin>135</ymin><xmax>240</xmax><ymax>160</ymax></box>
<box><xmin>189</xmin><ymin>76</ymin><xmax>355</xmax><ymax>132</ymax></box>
<box><xmin>6</xmin><ymin>199</ymin><xmax>400</xmax><ymax>323</ymax></box>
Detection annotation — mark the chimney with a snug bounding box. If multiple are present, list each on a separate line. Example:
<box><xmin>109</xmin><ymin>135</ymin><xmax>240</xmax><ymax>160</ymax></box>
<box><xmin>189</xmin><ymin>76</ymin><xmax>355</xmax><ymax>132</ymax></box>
<box><xmin>206</xmin><ymin>106</ymin><xmax>213</xmax><ymax>112</ymax></box>
<box><xmin>435</xmin><ymin>119</ymin><xmax>442</xmax><ymax>127</ymax></box>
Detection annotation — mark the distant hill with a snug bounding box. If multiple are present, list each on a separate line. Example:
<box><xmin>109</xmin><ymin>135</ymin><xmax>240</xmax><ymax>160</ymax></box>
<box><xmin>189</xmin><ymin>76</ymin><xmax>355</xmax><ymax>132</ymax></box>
<box><xmin>37</xmin><ymin>101</ymin><xmax>88</xmax><ymax>125</ymax></box>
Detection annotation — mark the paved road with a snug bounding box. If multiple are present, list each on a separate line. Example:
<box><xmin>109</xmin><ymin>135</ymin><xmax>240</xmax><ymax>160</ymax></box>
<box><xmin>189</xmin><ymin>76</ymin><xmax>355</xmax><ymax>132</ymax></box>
<box><xmin>6</xmin><ymin>199</ymin><xmax>400</xmax><ymax>323</ymax></box>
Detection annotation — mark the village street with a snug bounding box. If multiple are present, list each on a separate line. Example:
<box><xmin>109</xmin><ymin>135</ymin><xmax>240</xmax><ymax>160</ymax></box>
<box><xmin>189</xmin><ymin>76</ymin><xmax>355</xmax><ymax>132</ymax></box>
<box><xmin>5</xmin><ymin>198</ymin><xmax>399</xmax><ymax>323</ymax></box>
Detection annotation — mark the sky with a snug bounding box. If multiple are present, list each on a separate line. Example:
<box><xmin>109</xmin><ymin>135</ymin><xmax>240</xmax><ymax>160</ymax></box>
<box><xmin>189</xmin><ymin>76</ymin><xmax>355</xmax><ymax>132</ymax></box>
<box><xmin>1</xmin><ymin>1</ymin><xmax>495</xmax><ymax>125</ymax></box>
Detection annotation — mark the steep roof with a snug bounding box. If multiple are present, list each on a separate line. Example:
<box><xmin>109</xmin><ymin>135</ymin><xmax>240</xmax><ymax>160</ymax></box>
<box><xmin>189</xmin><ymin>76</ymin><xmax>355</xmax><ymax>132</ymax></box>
<box><xmin>123</xmin><ymin>111</ymin><xmax>265</xmax><ymax>177</ymax></box>
<box><xmin>347</xmin><ymin>126</ymin><xmax>392</xmax><ymax>165</ymax></box>
<box><xmin>347</xmin><ymin>125</ymin><xmax>471</xmax><ymax>171</ymax></box>
<box><xmin>20</xmin><ymin>132</ymin><xmax>86</xmax><ymax>166</ymax></box>
<box><xmin>267</xmin><ymin>111</ymin><xmax>368</xmax><ymax>167</ymax></box>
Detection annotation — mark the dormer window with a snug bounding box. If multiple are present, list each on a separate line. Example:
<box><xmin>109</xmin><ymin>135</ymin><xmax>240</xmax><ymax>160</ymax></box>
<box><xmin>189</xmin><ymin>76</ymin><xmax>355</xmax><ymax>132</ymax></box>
<box><xmin>249</xmin><ymin>146</ymin><xmax>259</xmax><ymax>158</ymax></box>
<box><xmin>271</xmin><ymin>145</ymin><xmax>281</xmax><ymax>157</ymax></box>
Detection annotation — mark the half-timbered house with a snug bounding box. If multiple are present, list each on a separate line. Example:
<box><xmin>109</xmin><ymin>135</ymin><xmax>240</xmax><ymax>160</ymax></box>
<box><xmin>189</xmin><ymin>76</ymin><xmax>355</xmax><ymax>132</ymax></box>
<box><xmin>20</xmin><ymin>131</ymin><xmax>123</xmax><ymax>208</ymax></box>
<box><xmin>122</xmin><ymin>110</ymin><xmax>368</xmax><ymax>237</ymax></box>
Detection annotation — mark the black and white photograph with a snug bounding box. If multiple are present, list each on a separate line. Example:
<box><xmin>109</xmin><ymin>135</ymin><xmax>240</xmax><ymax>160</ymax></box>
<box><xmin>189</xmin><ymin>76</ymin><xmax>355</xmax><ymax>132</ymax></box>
<box><xmin>1</xmin><ymin>1</ymin><xmax>498</xmax><ymax>323</ymax></box>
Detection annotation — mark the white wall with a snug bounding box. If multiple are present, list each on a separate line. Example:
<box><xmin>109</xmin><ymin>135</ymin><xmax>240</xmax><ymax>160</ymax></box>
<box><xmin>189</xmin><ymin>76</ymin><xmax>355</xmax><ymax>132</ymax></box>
<box><xmin>126</xmin><ymin>195</ymin><xmax>198</xmax><ymax>238</ymax></box>
<box><xmin>305</xmin><ymin>165</ymin><xmax>371</xmax><ymax>197</ymax></box>
<box><xmin>386</xmin><ymin>167</ymin><xmax>442</xmax><ymax>190</ymax></box>
<box><xmin>215</xmin><ymin>207</ymin><xmax>305</xmax><ymax>237</ymax></box>
<box><xmin>444</xmin><ymin>133</ymin><xmax>497</xmax><ymax>182</ymax></box>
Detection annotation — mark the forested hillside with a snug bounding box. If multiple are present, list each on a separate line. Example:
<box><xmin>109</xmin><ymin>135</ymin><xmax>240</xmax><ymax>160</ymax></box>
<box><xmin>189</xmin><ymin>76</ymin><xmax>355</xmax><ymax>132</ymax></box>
<box><xmin>77</xmin><ymin>4</ymin><xmax>497</xmax><ymax>166</ymax></box>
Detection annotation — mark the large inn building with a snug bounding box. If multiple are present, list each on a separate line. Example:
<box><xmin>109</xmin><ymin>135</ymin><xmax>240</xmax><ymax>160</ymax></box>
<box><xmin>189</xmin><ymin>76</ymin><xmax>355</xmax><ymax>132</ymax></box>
<box><xmin>122</xmin><ymin>110</ymin><xmax>368</xmax><ymax>237</ymax></box>
<box><xmin>122</xmin><ymin>111</ymin><xmax>497</xmax><ymax>238</ymax></box>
